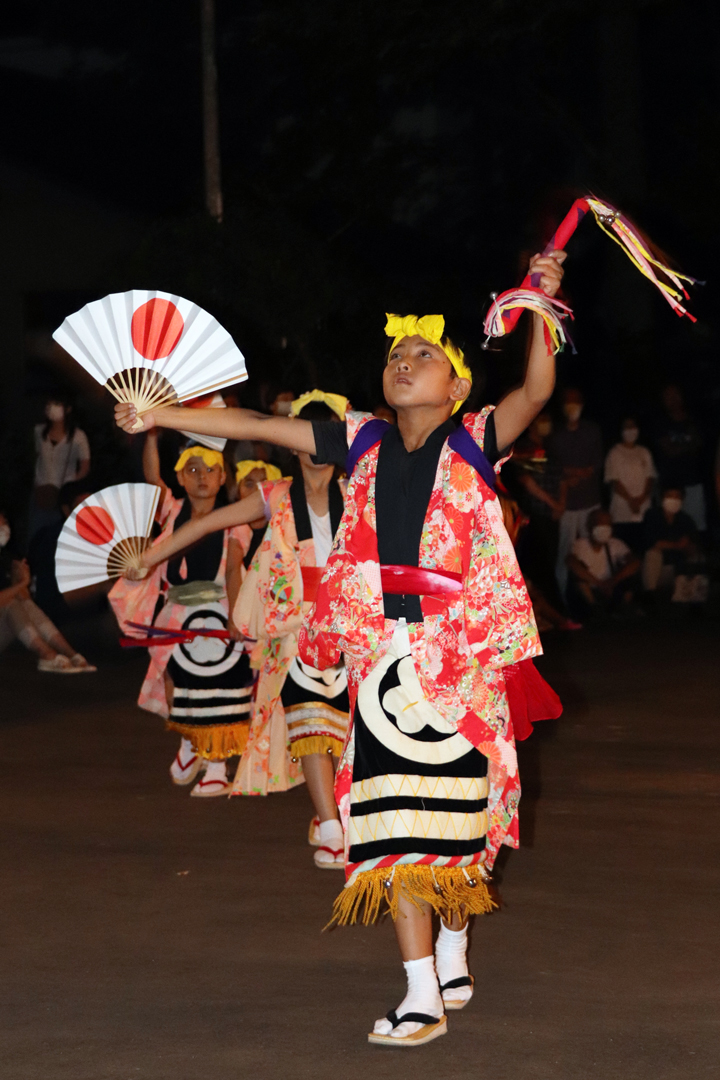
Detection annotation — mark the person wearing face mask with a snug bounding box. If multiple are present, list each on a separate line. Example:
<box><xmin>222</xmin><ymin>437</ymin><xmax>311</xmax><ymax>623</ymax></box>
<box><xmin>548</xmin><ymin>387</ymin><xmax>603</xmax><ymax>600</ymax></box>
<box><xmin>604</xmin><ymin>417</ymin><xmax>657</xmax><ymax>553</ymax></box>
<box><xmin>642</xmin><ymin>487</ymin><xmax>707</xmax><ymax>603</ymax></box>
<box><xmin>31</xmin><ymin>396</ymin><xmax>91</xmax><ymax>539</ymax></box>
<box><xmin>0</xmin><ymin>510</ymin><xmax>96</xmax><ymax>672</ymax></box>
<box><xmin>566</xmin><ymin>509</ymin><xmax>640</xmax><ymax>616</ymax></box>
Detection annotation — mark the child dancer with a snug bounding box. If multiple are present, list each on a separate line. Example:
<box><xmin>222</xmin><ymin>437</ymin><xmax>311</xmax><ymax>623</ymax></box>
<box><xmin>110</xmin><ymin>434</ymin><xmax>255</xmax><ymax>796</ymax></box>
<box><xmin>122</xmin><ymin>394</ymin><xmax>351</xmax><ymax>869</ymax></box>
<box><xmin>114</xmin><ymin>249</ymin><xmax>565</xmax><ymax>1041</ymax></box>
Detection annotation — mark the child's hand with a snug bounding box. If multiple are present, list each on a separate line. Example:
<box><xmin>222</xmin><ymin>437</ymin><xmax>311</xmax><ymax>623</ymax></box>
<box><xmin>115</xmin><ymin>402</ymin><xmax>155</xmax><ymax>433</ymax></box>
<box><xmin>529</xmin><ymin>249</ymin><xmax>566</xmax><ymax>298</ymax></box>
<box><xmin>227</xmin><ymin>616</ymin><xmax>244</xmax><ymax>643</ymax></box>
<box><xmin>123</xmin><ymin>565</ymin><xmax>149</xmax><ymax>581</ymax></box>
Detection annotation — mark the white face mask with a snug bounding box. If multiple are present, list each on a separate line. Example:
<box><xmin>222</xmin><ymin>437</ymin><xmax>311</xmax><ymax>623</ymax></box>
<box><xmin>662</xmin><ymin>497</ymin><xmax>683</xmax><ymax>514</ymax></box>
<box><xmin>536</xmin><ymin>420</ymin><xmax>552</xmax><ymax>438</ymax></box>
<box><xmin>622</xmin><ymin>427</ymin><xmax>639</xmax><ymax>444</ymax></box>
<box><xmin>273</xmin><ymin>399</ymin><xmax>292</xmax><ymax>416</ymax></box>
<box><xmin>0</xmin><ymin>524</ymin><xmax>10</xmax><ymax>548</ymax></box>
<box><xmin>592</xmin><ymin>524</ymin><xmax>613</xmax><ymax>544</ymax></box>
<box><xmin>45</xmin><ymin>404</ymin><xmax>65</xmax><ymax>422</ymax></box>
<box><xmin>563</xmin><ymin>403</ymin><xmax>583</xmax><ymax>423</ymax></box>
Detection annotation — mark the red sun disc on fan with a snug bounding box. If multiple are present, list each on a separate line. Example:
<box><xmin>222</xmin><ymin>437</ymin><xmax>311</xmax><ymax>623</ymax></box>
<box><xmin>76</xmin><ymin>506</ymin><xmax>116</xmax><ymax>545</ymax></box>
<box><xmin>131</xmin><ymin>298</ymin><xmax>184</xmax><ymax>361</ymax></box>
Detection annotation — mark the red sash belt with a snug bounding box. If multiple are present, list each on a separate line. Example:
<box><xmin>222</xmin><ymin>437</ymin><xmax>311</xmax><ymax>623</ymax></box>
<box><xmin>301</xmin><ymin>563</ymin><xmax>463</xmax><ymax>604</ymax></box>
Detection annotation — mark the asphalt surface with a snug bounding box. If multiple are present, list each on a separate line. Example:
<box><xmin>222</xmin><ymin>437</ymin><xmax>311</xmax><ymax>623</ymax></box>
<box><xmin>1</xmin><ymin>618</ymin><xmax>718</xmax><ymax>1079</ymax></box>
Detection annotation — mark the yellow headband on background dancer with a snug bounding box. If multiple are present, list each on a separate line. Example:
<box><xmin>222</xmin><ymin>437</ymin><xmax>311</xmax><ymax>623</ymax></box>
<box><xmin>174</xmin><ymin>446</ymin><xmax>225</xmax><ymax>472</ymax></box>
<box><xmin>384</xmin><ymin>314</ymin><xmax>472</xmax><ymax>414</ymax></box>
<box><xmin>290</xmin><ymin>390</ymin><xmax>349</xmax><ymax>421</ymax></box>
<box><xmin>235</xmin><ymin>460</ymin><xmax>282</xmax><ymax>484</ymax></box>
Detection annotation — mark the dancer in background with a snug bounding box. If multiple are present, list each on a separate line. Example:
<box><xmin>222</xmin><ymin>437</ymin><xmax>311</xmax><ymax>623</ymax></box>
<box><xmin>114</xmin><ymin>247</ymin><xmax>564</xmax><ymax>1046</ymax></box>
<box><xmin>121</xmin><ymin>394</ymin><xmax>350</xmax><ymax>868</ymax></box>
<box><xmin>110</xmin><ymin>435</ymin><xmax>255</xmax><ymax>796</ymax></box>
<box><xmin>233</xmin><ymin>460</ymin><xmax>281</xmax><ymax>569</ymax></box>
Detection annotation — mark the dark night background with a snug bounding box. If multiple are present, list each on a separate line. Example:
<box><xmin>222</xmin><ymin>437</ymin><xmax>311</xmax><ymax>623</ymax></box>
<box><xmin>0</xmin><ymin>0</ymin><xmax>718</xmax><ymax>519</ymax></box>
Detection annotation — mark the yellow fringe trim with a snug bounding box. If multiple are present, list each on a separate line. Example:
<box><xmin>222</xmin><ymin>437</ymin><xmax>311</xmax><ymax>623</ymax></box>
<box><xmin>290</xmin><ymin>734</ymin><xmax>344</xmax><ymax>759</ymax></box>
<box><xmin>165</xmin><ymin>719</ymin><xmax>250</xmax><ymax>760</ymax></box>
<box><xmin>327</xmin><ymin>863</ymin><xmax>497</xmax><ymax>928</ymax></box>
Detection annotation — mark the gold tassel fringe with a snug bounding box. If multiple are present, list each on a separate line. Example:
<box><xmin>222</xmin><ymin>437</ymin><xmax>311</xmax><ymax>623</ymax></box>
<box><xmin>290</xmin><ymin>734</ymin><xmax>343</xmax><ymax>759</ymax></box>
<box><xmin>327</xmin><ymin>863</ymin><xmax>497</xmax><ymax>928</ymax></box>
<box><xmin>165</xmin><ymin>719</ymin><xmax>250</xmax><ymax>760</ymax></box>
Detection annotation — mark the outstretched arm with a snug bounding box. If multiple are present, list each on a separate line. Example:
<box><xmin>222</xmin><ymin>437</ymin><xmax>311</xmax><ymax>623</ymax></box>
<box><xmin>129</xmin><ymin>490</ymin><xmax>266</xmax><ymax>576</ymax></box>
<box><xmin>142</xmin><ymin>431</ymin><xmax>169</xmax><ymax>502</ymax></box>
<box><xmin>115</xmin><ymin>402</ymin><xmax>317</xmax><ymax>456</ymax></box>
<box><xmin>493</xmin><ymin>250</ymin><xmax>566</xmax><ymax>452</ymax></box>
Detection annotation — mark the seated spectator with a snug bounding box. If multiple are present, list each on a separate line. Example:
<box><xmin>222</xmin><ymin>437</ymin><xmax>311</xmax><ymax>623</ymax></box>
<box><xmin>653</xmin><ymin>384</ymin><xmax>705</xmax><ymax>531</ymax></box>
<box><xmin>567</xmin><ymin>509</ymin><xmax>640</xmax><ymax>616</ymax></box>
<box><xmin>0</xmin><ymin>510</ymin><xmax>96</xmax><ymax>673</ymax></box>
<box><xmin>604</xmin><ymin>416</ymin><xmax>657</xmax><ymax>553</ymax></box>
<box><xmin>642</xmin><ymin>488</ymin><xmax>708</xmax><ymax>604</ymax></box>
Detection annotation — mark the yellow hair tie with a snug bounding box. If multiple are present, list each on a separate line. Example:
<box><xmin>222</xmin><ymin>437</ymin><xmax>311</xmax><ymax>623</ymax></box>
<box><xmin>384</xmin><ymin>313</ymin><xmax>472</xmax><ymax>414</ymax></box>
<box><xmin>290</xmin><ymin>390</ymin><xmax>349</xmax><ymax>421</ymax></box>
<box><xmin>235</xmin><ymin>460</ymin><xmax>282</xmax><ymax>484</ymax></box>
<box><xmin>174</xmin><ymin>446</ymin><xmax>225</xmax><ymax>473</ymax></box>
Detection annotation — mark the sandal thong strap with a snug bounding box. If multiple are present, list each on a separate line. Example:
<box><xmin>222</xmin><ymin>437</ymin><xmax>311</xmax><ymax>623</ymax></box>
<box><xmin>439</xmin><ymin>976</ymin><xmax>473</xmax><ymax>992</ymax></box>
<box><xmin>316</xmin><ymin>845</ymin><xmax>343</xmax><ymax>858</ymax></box>
<box><xmin>387</xmin><ymin>1010</ymin><xmax>442</xmax><ymax>1029</ymax></box>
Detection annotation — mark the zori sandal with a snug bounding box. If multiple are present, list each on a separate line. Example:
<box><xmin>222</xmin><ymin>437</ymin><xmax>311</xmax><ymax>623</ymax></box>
<box><xmin>308</xmin><ymin>816</ymin><xmax>321</xmax><ymax>846</ymax></box>
<box><xmin>439</xmin><ymin>975</ymin><xmax>474</xmax><ymax>1010</ymax></box>
<box><xmin>368</xmin><ymin>1011</ymin><xmax>447</xmax><ymax>1047</ymax></box>
<box><xmin>313</xmin><ymin>845</ymin><xmax>344</xmax><ymax>870</ymax></box>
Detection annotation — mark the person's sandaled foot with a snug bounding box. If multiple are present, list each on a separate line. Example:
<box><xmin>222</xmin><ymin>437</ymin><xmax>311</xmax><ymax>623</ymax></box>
<box><xmin>313</xmin><ymin>845</ymin><xmax>344</xmax><ymax>869</ymax></box>
<box><xmin>368</xmin><ymin>1011</ymin><xmax>447</xmax><ymax>1047</ymax></box>
<box><xmin>308</xmin><ymin>816</ymin><xmax>321</xmax><ymax>846</ymax></box>
<box><xmin>439</xmin><ymin>975</ymin><xmax>474</xmax><ymax>1010</ymax></box>
<box><xmin>69</xmin><ymin>653</ymin><xmax>97</xmax><ymax>672</ymax></box>
<box><xmin>38</xmin><ymin>655</ymin><xmax>79</xmax><ymax>674</ymax></box>
<box><xmin>168</xmin><ymin>751</ymin><xmax>202</xmax><ymax>786</ymax></box>
<box><xmin>190</xmin><ymin>761</ymin><xmax>229</xmax><ymax>797</ymax></box>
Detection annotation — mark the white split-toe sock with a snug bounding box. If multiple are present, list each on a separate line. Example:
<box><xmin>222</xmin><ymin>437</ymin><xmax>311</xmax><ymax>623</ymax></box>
<box><xmin>190</xmin><ymin>759</ymin><xmax>229</xmax><ymax>796</ymax></box>
<box><xmin>435</xmin><ymin>922</ymin><xmax>473</xmax><ymax>1008</ymax></box>
<box><xmin>314</xmin><ymin>818</ymin><xmax>344</xmax><ymax>867</ymax></box>
<box><xmin>373</xmin><ymin>955</ymin><xmax>444</xmax><ymax>1039</ymax></box>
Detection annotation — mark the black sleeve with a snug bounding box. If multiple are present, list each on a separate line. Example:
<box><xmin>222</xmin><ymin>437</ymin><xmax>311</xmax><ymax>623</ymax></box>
<box><xmin>483</xmin><ymin>410</ymin><xmax>502</xmax><ymax>465</ymax></box>
<box><xmin>311</xmin><ymin>421</ymin><xmax>349</xmax><ymax>466</ymax></box>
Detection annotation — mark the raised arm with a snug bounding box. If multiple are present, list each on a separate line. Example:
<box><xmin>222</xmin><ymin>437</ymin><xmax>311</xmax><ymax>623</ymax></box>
<box><xmin>115</xmin><ymin>402</ymin><xmax>317</xmax><ymax>456</ymax></box>
<box><xmin>130</xmin><ymin>490</ymin><xmax>266</xmax><ymax>576</ymax></box>
<box><xmin>142</xmin><ymin>431</ymin><xmax>169</xmax><ymax>502</ymax></box>
<box><xmin>493</xmin><ymin>250</ymin><xmax>566</xmax><ymax>452</ymax></box>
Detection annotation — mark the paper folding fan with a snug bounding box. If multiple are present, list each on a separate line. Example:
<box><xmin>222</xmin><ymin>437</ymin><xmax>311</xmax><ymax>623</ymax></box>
<box><xmin>180</xmin><ymin>391</ymin><xmax>227</xmax><ymax>452</ymax></box>
<box><xmin>52</xmin><ymin>291</ymin><xmax>247</xmax><ymax>429</ymax></box>
<box><xmin>55</xmin><ymin>483</ymin><xmax>161</xmax><ymax>593</ymax></box>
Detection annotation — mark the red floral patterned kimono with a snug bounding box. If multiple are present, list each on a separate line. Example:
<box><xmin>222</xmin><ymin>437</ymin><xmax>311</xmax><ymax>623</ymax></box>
<box><xmin>299</xmin><ymin>407</ymin><xmax>546</xmax><ymax>924</ymax></box>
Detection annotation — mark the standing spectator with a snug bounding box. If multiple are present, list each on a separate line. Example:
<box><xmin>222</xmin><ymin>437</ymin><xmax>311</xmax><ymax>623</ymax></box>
<box><xmin>30</xmin><ymin>396</ymin><xmax>90</xmax><ymax>538</ymax></box>
<box><xmin>604</xmin><ymin>416</ymin><xmax>657</xmax><ymax>552</ymax></box>
<box><xmin>514</xmin><ymin>411</ymin><xmax>566</xmax><ymax>612</ymax></box>
<box><xmin>549</xmin><ymin>387</ymin><xmax>603</xmax><ymax>598</ymax></box>
<box><xmin>642</xmin><ymin>487</ymin><xmax>707</xmax><ymax>604</ymax></box>
<box><xmin>653</xmin><ymin>384</ymin><xmax>705</xmax><ymax>531</ymax></box>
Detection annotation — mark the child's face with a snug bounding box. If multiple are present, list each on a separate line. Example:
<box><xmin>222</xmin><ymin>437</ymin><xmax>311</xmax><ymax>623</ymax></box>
<box><xmin>383</xmin><ymin>335</ymin><xmax>464</xmax><ymax>414</ymax></box>
<box><xmin>177</xmin><ymin>458</ymin><xmax>225</xmax><ymax>499</ymax></box>
<box><xmin>238</xmin><ymin>467</ymin><xmax>267</xmax><ymax>501</ymax></box>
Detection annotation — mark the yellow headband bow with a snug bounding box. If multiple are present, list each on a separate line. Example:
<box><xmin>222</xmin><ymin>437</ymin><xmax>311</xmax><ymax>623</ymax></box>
<box><xmin>384</xmin><ymin>313</ymin><xmax>472</xmax><ymax>414</ymax></box>
<box><xmin>174</xmin><ymin>446</ymin><xmax>225</xmax><ymax>473</ymax></box>
<box><xmin>235</xmin><ymin>460</ymin><xmax>282</xmax><ymax>484</ymax></box>
<box><xmin>290</xmin><ymin>390</ymin><xmax>349</xmax><ymax>421</ymax></box>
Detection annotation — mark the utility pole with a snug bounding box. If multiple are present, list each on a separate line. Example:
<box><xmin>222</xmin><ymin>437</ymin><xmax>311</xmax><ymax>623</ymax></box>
<box><xmin>200</xmin><ymin>0</ymin><xmax>223</xmax><ymax>222</ymax></box>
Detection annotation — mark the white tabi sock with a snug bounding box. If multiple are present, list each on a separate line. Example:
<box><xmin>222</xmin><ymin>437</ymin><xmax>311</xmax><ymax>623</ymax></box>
<box><xmin>318</xmin><ymin>819</ymin><xmax>343</xmax><ymax>847</ymax></box>
<box><xmin>435</xmin><ymin>922</ymin><xmax>472</xmax><ymax>1004</ymax></box>
<box><xmin>373</xmin><ymin>955</ymin><xmax>443</xmax><ymax>1038</ymax></box>
<box><xmin>177</xmin><ymin>738</ymin><xmax>196</xmax><ymax>766</ymax></box>
<box><xmin>203</xmin><ymin>760</ymin><xmax>228</xmax><ymax>782</ymax></box>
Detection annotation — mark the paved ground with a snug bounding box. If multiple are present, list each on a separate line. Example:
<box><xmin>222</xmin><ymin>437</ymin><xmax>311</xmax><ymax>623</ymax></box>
<box><xmin>1</xmin><ymin>618</ymin><xmax>718</xmax><ymax>1079</ymax></box>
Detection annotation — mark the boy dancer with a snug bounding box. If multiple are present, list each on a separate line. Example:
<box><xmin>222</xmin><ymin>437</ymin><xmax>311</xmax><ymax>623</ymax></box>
<box><xmin>115</xmin><ymin>248</ymin><xmax>565</xmax><ymax>1041</ymax></box>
